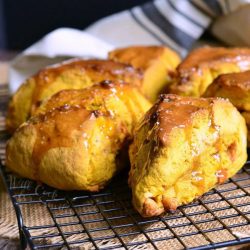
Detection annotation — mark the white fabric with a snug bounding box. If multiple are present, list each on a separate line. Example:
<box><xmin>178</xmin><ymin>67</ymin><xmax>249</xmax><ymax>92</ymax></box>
<box><xmin>86</xmin><ymin>11</ymin><xmax>161</xmax><ymax>47</ymax></box>
<box><xmin>9</xmin><ymin>28</ymin><xmax>114</xmax><ymax>93</ymax></box>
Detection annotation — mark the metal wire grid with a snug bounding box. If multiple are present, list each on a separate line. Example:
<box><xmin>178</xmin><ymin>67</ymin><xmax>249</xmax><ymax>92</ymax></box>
<box><xmin>1</xmin><ymin>84</ymin><xmax>250</xmax><ymax>249</ymax></box>
<box><xmin>1</xmin><ymin>157</ymin><xmax>250</xmax><ymax>250</ymax></box>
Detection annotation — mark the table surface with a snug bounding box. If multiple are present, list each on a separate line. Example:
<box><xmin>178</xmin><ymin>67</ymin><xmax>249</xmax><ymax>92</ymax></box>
<box><xmin>0</xmin><ymin>55</ymin><xmax>21</xmax><ymax>249</ymax></box>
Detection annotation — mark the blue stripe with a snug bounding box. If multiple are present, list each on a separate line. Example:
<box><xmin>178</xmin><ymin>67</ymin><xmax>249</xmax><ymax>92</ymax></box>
<box><xmin>167</xmin><ymin>0</ymin><xmax>206</xmax><ymax>28</ymax></box>
<box><xmin>129</xmin><ymin>10</ymin><xmax>165</xmax><ymax>45</ymax></box>
<box><xmin>141</xmin><ymin>2</ymin><xmax>195</xmax><ymax>49</ymax></box>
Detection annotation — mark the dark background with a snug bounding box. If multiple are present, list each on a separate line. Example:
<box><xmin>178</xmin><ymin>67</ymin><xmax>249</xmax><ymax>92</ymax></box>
<box><xmin>0</xmin><ymin>0</ymin><xmax>148</xmax><ymax>50</ymax></box>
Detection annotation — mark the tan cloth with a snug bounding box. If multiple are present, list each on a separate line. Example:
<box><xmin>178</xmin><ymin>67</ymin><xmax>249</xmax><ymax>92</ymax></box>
<box><xmin>0</xmin><ymin>78</ymin><xmax>20</xmax><ymax>249</ymax></box>
<box><xmin>212</xmin><ymin>5</ymin><xmax>250</xmax><ymax>46</ymax></box>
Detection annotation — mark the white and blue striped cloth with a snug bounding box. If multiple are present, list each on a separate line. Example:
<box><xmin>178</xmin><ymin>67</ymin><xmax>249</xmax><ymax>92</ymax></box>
<box><xmin>86</xmin><ymin>0</ymin><xmax>249</xmax><ymax>56</ymax></box>
<box><xmin>9</xmin><ymin>0</ymin><xmax>250</xmax><ymax>92</ymax></box>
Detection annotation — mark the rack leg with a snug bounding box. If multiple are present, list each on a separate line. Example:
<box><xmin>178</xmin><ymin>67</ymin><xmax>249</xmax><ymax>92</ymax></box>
<box><xmin>19</xmin><ymin>229</ymin><xmax>27</xmax><ymax>250</ymax></box>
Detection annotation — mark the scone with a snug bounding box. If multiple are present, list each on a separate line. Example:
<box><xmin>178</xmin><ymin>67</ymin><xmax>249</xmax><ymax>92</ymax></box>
<box><xmin>129</xmin><ymin>94</ymin><xmax>247</xmax><ymax>217</ymax></box>
<box><xmin>204</xmin><ymin>70</ymin><xmax>250</xmax><ymax>145</ymax></box>
<box><xmin>6</xmin><ymin>59</ymin><xmax>142</xmax><ymax>133</ymax></box>
<box><xmin>109</xmin><ymin>46</ymin><xmax>180</xmax><ymax>102</ymax></box>
<box><xmin>168</xmin><ymin>47</ymin><xmax>250</xmax><ymax>97</ymax></box>
<box><xmin>6</xmin><ymin>81</ymin><xmax>151</xmax><ymax>191</ymax></box>
<box><xmin>204</xmin><ymin>70</ymin><xmax>250</xmax><ymax>111</ymax></box>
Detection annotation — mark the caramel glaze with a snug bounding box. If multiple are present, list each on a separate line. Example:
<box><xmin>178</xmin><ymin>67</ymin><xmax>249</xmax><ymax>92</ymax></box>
<box><xmin>41</xmin><ymin>80</ymin><xmax>134</xmax><ymax>116</ymax></box>
<box><xmin>216</xmin><ymin>169</ymin><xmax>228</xmax><ymax>184</ymax></box>
<box><xmin>144</xmin><ymin>94</ymin><xmax>213</xmax><ymax>146</ymax></box>
<box><xmin>31</xmin><ymin>59</ymin><xmax>143</xmax><ymax>110</ymax></box>
<box><xmin>178</xmin><ymin>47</ymin><xmax>250</xmax><ymax>73</ymax></box>
<box><xmin>32</xmin><ymin>80</ymin><xmax>142</xmax><ymax>180</ymax></box>
<box><xmin>109</xmin><ymin>46</ymin><xmax>165</xmax><ymax>70</ymax></box>
<box><xmin>140</xmin><ymin>94</ymin><xmax>232</xmax><ymax>188</ymax></box>
<box><xmin>210</xmin><ymin>70</ymin><xmax>250</xmax><ymax>90</ymax></box>
<box><xmin>31</xmin><ymin>105</ymin><xmax>93</xmax><ymax>179</ymax></box>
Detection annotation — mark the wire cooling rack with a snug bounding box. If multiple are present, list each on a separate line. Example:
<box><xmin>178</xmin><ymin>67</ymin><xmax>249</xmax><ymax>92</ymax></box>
<box><xmin>1</xmin><ymin>84</ymin><xmax>250</xmax><ymax>250</ymax></box>
<box><xmin>1</xmin><ymin>157</ymin><xmax>250</xmax><ymax>250</ymax></box>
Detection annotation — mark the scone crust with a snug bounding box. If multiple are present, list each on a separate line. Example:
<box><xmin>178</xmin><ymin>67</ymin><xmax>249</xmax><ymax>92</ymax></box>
<box><xmin>109</xmin><ymin>46</ymin><xmax>181</xmax><ymax>102</ymax></box>
<box><xmin>204</xmin><ymin>70</ymin><xmax>250</xmax><ymax>111</ymax></box>
<box><xmin>6</xmin><ymin>81</ymin><xmax>151</xmax><ymax>191</ymax></box>
<box><xmin>6</xmin><ymin>59</ymin><xmax>143</xmax><ymax>133</ymax></box>
<box><xmin>129</xmin><ymin>94</ymin><xmax>247</xmax><ymax>217</ymax></box>
<box><xmin>168</xmin><ymin>47</ymin><xmax>250</xmax><ymax>97</ymax></box>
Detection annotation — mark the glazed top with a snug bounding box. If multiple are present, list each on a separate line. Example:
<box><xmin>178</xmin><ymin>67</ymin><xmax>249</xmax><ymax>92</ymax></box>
<box><xmin>144</xmin><ymin>94</ymin><xmax>222</xmax><ymax>146</ymax></box>
<box><xmin>211</xmin><ymin>70</ymin><xmax>250</xmax><ymax>90</ymax></box>
<box><xmin>109</xmin><ymin>46</ymin><xmax>169</xmax><ymax>70</ymax></box>
<box><xmin>38</xmin><ymin>80</ymin><xmax>135</xmax><ymax>115</ymax></box>
<box><xmin>178</xmin><ymin>47</ymin><xmax>250</xmax><ymax>73</ymax></box>
<box><xmin>30</xmin><ymin>59</ymin><xmax>142</xmax><ymax>108</ymax></box>
<box><xmin>35</xmin><ymin>59</ymin><xmax>142</xmax><ymax>81</ymax></box>
<box><xmin>29</xmin><ymin>80</ymin><xmax>136</xmax><ymax>174</ymax></box>
<box><xmin>31</xmin><ymin>106</ymin><xmax>93</xmax><ymax>167</ymax></box>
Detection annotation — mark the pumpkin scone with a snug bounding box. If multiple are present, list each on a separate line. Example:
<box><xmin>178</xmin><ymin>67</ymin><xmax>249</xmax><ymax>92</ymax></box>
<box><xmin>109</xmin><ymin>46</ymin><xmax>180</xmax><ymax>102</ymax></box>
<box><xmin>168</xmin><ymin>47</ymin><xmax>250</xmax><ymax>97</ymax></box>
<box><xmin>129</xmin><ymin>94</ymin><xmax>247</xmax><ymax>217</ymax></box>
<box><xmin>6</xmin><ymin>81</ymin><xmax>151</xmax><ymax>191</ymax></box>
<box><xmin>6</xmin><ymin>59</ymin><xmax>142</xmax><ymax>133</ymax></box>
<box><xmin>204</xmin><ymin>70</ymin><xmax>250</xmax><ymax>110</ymax></box>
<box><xmin>204</xmin><ymin>70</ymin><xmax>250</xmax><ymax>145</ymax></box>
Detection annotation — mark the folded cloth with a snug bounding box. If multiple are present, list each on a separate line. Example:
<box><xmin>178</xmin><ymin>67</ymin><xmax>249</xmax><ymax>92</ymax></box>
<box><xmin>9</xmin><ymin>28</ymin><xmax>114</xmax><ymax>93</ymax></box>
<box><xmin>9</xmin><ymin>0</ymin><xmax>250</xmax><ymax>93</ymax></box>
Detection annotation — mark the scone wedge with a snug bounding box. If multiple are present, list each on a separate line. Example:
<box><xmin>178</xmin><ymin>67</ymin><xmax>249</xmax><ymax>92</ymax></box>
<box><xmin>204</xmin><ymin>70</ymin><xmax>250</xmax><ymax>110</ymax></box>
<box><xmin>6</xmin><ymin>81</ymin><xmax>151</xmax><ymax>191</ymax></box>
<box><xmin>6</xmin><ymin>59</ymin><xmax>142</xmax><ymax>133</ymax></box>
<box><xmin>109</xmin><ymin>46</ymin><xmax>180</xmax><ymax>102</ymax></box>
<box><xmin>169</xmin><ymin>47</ymin><xmax>250</xmax><ymax>97</ymax></box>
<box><xmin>129</xmin><ymin>94</ymin><xmax>247</xmax><ymax>217</ymax></box>
<box><xmin>204</xmin><ymin>71</ymin><xmax>250</xmax><ymax>146</ymax></box>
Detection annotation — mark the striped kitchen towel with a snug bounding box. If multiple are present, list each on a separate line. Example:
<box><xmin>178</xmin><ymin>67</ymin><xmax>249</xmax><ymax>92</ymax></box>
<box><xmin>9</xmin><ymin>0</ymin><xmax>250</xmax><ymax>93</ymax></box>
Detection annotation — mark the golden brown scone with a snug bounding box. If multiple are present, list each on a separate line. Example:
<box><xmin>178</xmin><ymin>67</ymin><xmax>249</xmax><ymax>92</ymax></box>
<box><xmin>6</xmin><ymin>59</ymin><xmax>142</xmax><ymax>133</ymax></box>
<box><xmin>6</xmin><ymin>81</ymin><xmax>151</xmax><ymax>191</ymax></box>
<box><xmin>129</xmin><ymin>94</ymin><xmax>247</xmax><ymax>217</ymax></box>
<box><xmin>109</xmin><ymin>46</ymin><xmax>180</xmax><ymax>102</ymax></box>
<box><xmin>203</xmin><ymin>71</ymin><xmax>250</xmax><ymax>147</ymax></box>
<box><xmin>168</xmin><ymin>46</ymin><xmax>250</xmax><ymax>97</ymax></box>
<box><xmin>241</xmin><ymin>112</ymin><xmax>250</xmax><ymax>145</ymax></box>
<box><xmin>204</xmin><ymin>70</ymin><xmax>250</xmax><ymax>111</ymax></box>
